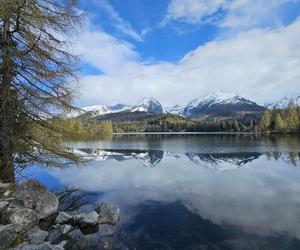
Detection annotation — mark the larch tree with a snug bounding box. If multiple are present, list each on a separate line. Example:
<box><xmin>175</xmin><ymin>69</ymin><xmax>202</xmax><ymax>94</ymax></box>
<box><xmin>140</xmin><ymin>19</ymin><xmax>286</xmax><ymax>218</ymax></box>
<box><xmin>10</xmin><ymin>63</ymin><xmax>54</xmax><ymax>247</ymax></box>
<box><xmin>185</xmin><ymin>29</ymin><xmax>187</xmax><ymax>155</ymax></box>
<box><xmin>274</xmin><ymin>112</ymin><xmax>286</xmax><ymax>132</ymax></box>
<box><xmin>0</xmin><ymin>0</ymin><xmax>83</xmax><ymax>182</ymax></box>
<box><xmin>287</xmin><ymin>106</ymin><xmax>299</xmax><ymax>131</ymax></box>
<box><xmin>260</xmin><ymin>110</ymin><xmax>271</xmax><ymax>132</ymax></box>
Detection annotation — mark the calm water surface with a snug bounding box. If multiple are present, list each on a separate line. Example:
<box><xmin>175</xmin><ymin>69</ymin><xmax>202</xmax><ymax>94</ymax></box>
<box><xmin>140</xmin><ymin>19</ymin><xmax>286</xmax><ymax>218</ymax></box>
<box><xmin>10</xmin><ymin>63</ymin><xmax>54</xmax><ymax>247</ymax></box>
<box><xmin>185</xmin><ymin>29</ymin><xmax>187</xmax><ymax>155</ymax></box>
<box><xmin>22</xmin><ymin>134</ymin><xmax>300</xmax><ymax>250</ymax></box>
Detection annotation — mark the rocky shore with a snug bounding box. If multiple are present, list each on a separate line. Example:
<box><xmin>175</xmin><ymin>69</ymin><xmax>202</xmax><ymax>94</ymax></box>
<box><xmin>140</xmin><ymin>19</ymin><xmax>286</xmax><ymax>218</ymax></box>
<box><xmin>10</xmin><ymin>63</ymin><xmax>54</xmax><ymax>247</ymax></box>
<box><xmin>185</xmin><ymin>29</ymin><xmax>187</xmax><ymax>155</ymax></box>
<box><xmin>0</xmin><ymin>180</ymin><xmax>120</xmax><ymax>250</ymax></box>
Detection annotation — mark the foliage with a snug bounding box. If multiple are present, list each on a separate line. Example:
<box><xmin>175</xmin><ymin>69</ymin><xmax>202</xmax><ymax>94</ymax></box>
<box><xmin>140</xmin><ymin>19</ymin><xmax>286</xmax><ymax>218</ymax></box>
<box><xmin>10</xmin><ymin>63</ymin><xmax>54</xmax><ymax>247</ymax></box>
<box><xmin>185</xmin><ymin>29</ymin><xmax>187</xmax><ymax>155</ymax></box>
<box><xmin>59</xmin><ymin>119</ymin><xmax>113</xmax><ymax>139</ymax></box>
<box><xmin>112</xmin><ymin>114</ymin><xmax>260</xmax><ymax>133</ymax></box>
<box><xmin>260</xmin><ymin>106</ymin><xmax>300</xmax><ymax>133</ymax></box>
<box><xmin>0</xmin><ymin>0</ymin><xmax>82</xmax><ymax>182</ymax></box>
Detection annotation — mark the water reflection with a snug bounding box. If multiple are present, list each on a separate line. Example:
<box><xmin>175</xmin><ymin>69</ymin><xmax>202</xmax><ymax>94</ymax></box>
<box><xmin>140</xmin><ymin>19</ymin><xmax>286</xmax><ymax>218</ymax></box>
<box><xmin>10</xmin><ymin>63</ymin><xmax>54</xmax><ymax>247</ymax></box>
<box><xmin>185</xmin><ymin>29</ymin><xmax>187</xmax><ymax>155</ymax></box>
<box><xmin>73</xmin><ymin>147</ymin><xmax>300</xmax><ymax>169</ymax></box>
<box><xmin>24</xmin><ymin>135</ymin><xmax>300</xmax><ymax>249</ymax></box>
<box><xmin>76</xmin><ymin>148</ymin><xmax>164</xmax><ymax>168</ymax></box>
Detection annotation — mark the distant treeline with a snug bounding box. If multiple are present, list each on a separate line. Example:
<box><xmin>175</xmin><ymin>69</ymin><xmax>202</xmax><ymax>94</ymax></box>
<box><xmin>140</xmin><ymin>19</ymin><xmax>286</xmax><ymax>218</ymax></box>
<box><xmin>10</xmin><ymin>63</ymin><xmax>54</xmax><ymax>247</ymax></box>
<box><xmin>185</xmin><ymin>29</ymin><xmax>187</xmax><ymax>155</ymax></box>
<box><xmin>113</xmin><ymin>108</ymin><xmax>300</xmax><ymax>134</ymax></box>
<box><xmin>112</xmin><ymin>114</ymin><xmax>260</xmax><ymax>133</ymax></box>
<box><xmin>61</xmin><ymin>107</ymin><xmax>300</xmax><ymax>136</ymax></box>
<box><xmin>261</xmin><ymin>106</ymin><xmax>300</xmax><ymax>133</ymax></box>
<box><xmin>59</xmin><ymin>119</ymin><xmax>113</xmax><ymax>139</ymax></box>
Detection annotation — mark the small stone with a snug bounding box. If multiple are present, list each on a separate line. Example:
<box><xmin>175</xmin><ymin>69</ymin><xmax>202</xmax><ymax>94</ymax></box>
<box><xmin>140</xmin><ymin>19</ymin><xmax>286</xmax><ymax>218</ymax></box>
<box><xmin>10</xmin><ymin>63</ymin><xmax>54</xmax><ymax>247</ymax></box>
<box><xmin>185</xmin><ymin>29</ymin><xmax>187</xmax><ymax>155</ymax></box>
<box><xmin>47</xmin><ymin>228</ymin><xmax>62</xmax><ymax>244</ymax></box>
<box><xmin>4</xmin><ymin>189</ymin><xmax>11</xmax><ymax>196</ymax></box>
<box><xmin>0</xmin><ymin>224</ymin><xmax>17</xmax><ymax>249</ymax></box>
<box><xmin>25</xmin><ymin>225</ymin><xmax>48</xmax><ymax>244</ymax></box>
<box><xmin>57</xmin><ymin>240</ymin><xmax>67</xmax><ymax>248</ymax></box>
<box><xmin>55</xmin><ymin>211</ymin><xmax>72</xmax><ymax>224</ymax></box>
<box><xmin>59</xmin><ymin>224</ymin><xmax>72</xmax><ymax>235</ymax></box>
<box><xmin>0</xmin><ymin>182</ymin><xmax>10</xmax><ymax>189</ymax></box>
<box><xmin>95</xmin><ymin>202</ymin><xmax>120</xmax><ymax>225</ymax></box>
<box><xmin>73</xmin><ymin>211</ymin><xmax>99</xmax><ymax>228</ymax></box>
<box><xmin>0</xmin><ymin>201</ymin><xmax>9</xmax><ymax>212</ymax></box>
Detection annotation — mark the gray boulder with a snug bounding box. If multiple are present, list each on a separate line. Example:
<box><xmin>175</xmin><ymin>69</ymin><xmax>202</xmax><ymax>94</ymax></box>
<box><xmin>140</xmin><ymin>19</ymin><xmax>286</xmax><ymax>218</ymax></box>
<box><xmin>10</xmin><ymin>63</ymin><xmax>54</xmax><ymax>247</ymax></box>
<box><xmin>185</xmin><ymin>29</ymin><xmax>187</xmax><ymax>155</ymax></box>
<box><xmin>55</xmin><ymin>212</ymin><xmax>72</xmax><ymax>225</ymax></box>
<box><xmin>25</xmin><ymin>226</ymin><xmax>48</xmax><ymax>244</ymax></box>
<box><xmin>15</xmin><ymin>180</ymin><xmax>58</xmax><ymax>219</ymax></box>
<box><xmin>96</xmin><ymin>202</ymin><xmax>120</xmax><ymax>225</ymax></box>
<box><xmin>5</xmin><ymin>199</ymin><xmax>39</xmax><ymax>232</ymax></box>
<box><xmin>0</xmin><ymin>224</ymin><xmax>17</xmax><ymax>250</ymax></box>
<box><xmin>13</xmin><ymin>242</ymin><xmax>64</xmax><ymax>250</ymax></box>
<box><xmin>73</xmin><ymin>211</ymin><xmax>99</xmax><ymax>228</ymax></box>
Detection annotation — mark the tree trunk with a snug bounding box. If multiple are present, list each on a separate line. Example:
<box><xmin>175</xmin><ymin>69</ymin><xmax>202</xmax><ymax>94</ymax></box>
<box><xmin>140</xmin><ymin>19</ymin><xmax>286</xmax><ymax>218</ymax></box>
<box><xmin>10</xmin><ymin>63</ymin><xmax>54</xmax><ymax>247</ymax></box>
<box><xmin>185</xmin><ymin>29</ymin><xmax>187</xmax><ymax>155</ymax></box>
<box><xmin>0</xmin><ymin>15</ymin><xmax>15</xmax><ymax>183</ymax></box>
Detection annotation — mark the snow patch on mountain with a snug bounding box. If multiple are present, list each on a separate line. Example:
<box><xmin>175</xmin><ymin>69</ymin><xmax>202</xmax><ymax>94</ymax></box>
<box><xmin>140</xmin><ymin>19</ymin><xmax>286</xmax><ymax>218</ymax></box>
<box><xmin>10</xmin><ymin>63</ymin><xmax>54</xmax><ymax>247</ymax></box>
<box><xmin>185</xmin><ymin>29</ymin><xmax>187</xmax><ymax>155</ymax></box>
<box><xmin>65</xmin><ymin>105</ymin><xmax>111</xmax><ymax>118</ymax></box>
<box><xmin>131</xmin><ymin>97</ymin><xmax>163</xmax><ymax>113</ymax></box>
<box><xmin>110</xmin><ymin>103</ymin><xmax>131</xmax><ymax>113</ymax></box>
<box><xmin>266</xmin><ymin>95</ymin><xmax>300</xmax><ymax>109</ymax></box>
<box><xmin>165</xmin><ymin>105</ymin><xmax>184</xmax><ymax>115</ymax></box>
<box><xmin>183</xmin><ymin>91</ymin><xmax>260</xmax><ymax>116</ymax></box>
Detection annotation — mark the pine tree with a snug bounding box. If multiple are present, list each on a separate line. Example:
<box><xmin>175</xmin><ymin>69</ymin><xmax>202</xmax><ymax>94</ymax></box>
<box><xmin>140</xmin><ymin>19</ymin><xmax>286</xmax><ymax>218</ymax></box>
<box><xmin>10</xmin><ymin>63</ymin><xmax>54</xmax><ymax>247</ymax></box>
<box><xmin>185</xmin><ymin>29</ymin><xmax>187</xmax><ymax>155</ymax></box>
<box><xmin>0</xmin><ymin>0</ymin><xmax>82</xmax><ymax>182</ymax></box>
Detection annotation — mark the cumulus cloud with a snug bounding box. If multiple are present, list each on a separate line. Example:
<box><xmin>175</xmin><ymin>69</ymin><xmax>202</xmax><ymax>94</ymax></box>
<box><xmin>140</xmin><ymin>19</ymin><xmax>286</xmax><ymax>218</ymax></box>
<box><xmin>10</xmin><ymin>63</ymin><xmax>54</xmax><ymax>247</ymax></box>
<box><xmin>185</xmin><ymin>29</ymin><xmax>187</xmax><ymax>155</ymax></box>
<box><xmin>75</xmin><ymin>19</ymin><xmax>300</xmax><ymax>107</ymax></box>
<box><xmin>163</xmin><ymin>0</ymin><xmax>299</xmax><ymax>29</ymax></box>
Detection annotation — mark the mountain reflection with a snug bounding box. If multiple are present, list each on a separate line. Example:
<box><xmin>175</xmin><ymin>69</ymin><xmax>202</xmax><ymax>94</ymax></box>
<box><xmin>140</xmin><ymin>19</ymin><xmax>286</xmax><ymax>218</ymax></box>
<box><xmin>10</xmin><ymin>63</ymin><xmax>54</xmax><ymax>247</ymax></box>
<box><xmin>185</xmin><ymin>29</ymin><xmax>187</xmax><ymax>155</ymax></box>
<box><xmin>74</xmin><ymin>148</ymin><xmax>300</xmax><ymax>169</ymax></box>
<box><xmin>76</xmin><ymin>148</ymin><xmax>164</xmax><ymax>168</ymax></box>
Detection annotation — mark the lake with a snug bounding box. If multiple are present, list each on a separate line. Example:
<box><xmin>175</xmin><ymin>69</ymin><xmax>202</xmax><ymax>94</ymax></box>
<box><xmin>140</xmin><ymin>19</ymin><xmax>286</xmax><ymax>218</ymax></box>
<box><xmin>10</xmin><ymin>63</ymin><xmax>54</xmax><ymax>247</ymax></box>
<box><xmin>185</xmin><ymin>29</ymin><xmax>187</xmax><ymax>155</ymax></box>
<box><xmin>22</xmin><ymin>134</ymin><xmax>300</xmax><ymax>250</ymax></box>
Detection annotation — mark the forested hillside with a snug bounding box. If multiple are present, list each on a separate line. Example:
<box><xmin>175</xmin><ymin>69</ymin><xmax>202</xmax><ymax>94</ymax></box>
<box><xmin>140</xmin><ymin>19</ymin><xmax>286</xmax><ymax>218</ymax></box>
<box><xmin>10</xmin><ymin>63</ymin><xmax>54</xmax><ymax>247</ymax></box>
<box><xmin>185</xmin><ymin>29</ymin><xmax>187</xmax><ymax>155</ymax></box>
<box><xmin>261</xmin><ymin>106</ymin><xmax>300</xmax><ymax>133</ymax></box>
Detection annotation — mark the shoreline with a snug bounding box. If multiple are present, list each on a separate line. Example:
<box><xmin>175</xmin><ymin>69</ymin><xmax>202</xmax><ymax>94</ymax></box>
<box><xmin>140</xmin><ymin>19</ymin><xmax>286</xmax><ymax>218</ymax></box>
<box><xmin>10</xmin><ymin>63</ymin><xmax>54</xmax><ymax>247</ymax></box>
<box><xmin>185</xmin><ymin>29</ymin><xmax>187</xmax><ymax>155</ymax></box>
<box><xmin>113</xmin><ymin>132</ymin><xmax>285</xmax><ymax>135</ymax></box>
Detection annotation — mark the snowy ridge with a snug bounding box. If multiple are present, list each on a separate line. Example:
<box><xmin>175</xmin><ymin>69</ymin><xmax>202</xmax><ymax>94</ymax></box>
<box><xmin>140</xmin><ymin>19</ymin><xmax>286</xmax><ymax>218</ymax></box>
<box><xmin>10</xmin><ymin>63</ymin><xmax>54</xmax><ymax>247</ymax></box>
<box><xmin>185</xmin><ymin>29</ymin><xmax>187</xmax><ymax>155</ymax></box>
<box><xmin>131</xmin><ymin>97</ymin><xmax>163</xmax><ymax>113</ymax></box>
<box><xmin>109</xmin><ymin>103</ymin><xmax>132</xmax><ymax>113</ymax></box>
<box><xmin>183</xmin><ymin>91</ymin><xmax>262</xmax><ymax>117</ymax></box>
<box><xmin>267</xmin><ymin>95</ymin><xmax>300</xmax><ymax>109</ymax></box>
<box><xmin>65</xmin><ymin>92</ymin><xmax>265</xmax><ymax>119</ymax></box>
<box><xmin>165</xmin><ymin>105</ymin><xmax>184</xmax><ymax>115</ymax></box>
<box><xmin>65</xmin><ymin>104</ymin><xmax>111</xmax><ymax>118</ymax></box>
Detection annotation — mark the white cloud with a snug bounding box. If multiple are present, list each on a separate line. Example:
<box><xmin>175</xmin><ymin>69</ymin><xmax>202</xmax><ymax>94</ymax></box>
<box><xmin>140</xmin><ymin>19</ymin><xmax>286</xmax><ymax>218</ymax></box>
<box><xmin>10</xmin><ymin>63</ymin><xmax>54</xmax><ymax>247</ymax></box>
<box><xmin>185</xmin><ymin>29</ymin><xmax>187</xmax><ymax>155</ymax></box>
<box><xmin>75</xmin><ymin>19</ymin><xmax>300</xmax><ymax>107</ymax></box>
<box><xmin>162</xmin><ymin>0</ymin><xmax>299</xmax><ymax>29</ymax></box>
<box><xmin>162</xmin><ymin>0</ymin><xmax>226</xmax><ymax>25</ymax></box>
<box><xmin>97</xmin><ymin>0</ymin><xmax>143</xmax><ymax>41</ymax></box>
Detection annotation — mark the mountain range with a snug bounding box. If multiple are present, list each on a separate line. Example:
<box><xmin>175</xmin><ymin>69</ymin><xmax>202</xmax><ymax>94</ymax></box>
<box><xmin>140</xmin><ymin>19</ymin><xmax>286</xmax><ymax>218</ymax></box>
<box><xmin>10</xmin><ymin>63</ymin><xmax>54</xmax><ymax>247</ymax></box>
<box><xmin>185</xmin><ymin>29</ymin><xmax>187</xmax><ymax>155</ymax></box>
<box><xmin>66</xmin><ymin>92</ymin><xmax>300</xmax><ymax>120</ymax></box>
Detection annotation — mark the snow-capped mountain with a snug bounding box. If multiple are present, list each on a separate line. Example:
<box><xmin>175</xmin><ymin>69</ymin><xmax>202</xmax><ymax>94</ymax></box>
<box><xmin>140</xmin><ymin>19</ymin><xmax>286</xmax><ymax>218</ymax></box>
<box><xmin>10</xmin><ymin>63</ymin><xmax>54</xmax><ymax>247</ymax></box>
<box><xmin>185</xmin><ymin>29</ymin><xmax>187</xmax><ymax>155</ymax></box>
<box><xmin>266</xmin><ymin>95</ymin><xmax>300</xmax><ymax>109</ymax></box>
<box><xmin>182</xmin><ymin>91</ymin><xmax>265</xmax><ymax>118</ymax></box>
<box><xmin>66</xmin><ymin>97</ymin><xmax>163</xmax><ymax>119</ymax></box>
<box><xmin>131</xmin><ymin>97</ymin><xmax>163</xmax><ymax>113</ymax></box>
<box><xmin>65</xmin><ymin>93</ymin><xmax>265</xmax><ymax>120</ymax></box>
<box><xmin>109</xmin><ymin>103</ymin><xmax>132</xmax><ymax>113</ymax></box>
<box><xmin>65</xmin><ymin>105</ymin><xmax>111</xmax><ymax>118</ymax></box>
<box><xmin>165</xmin><ymin>105</ymin><xmax>184</xmax><ymax>116</ymax></box>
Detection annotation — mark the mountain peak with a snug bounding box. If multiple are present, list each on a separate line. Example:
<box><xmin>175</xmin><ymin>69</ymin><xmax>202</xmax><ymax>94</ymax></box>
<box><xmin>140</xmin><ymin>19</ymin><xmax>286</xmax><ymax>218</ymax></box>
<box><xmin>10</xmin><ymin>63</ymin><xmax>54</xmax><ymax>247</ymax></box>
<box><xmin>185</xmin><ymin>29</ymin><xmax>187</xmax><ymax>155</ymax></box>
<box><xmin>132</xmin><ymin>97</ymin><xmax>163</xmax><ymax>113</ymax></box>
<box><xmin>137</xmin><ymin>97</ymin><xmax>160</xmax><ymax>105</ymax></box>
<box><xmin>184</xmin><ymin>92</ymin><xmax>264</xmax><ymax>117</ymax></box>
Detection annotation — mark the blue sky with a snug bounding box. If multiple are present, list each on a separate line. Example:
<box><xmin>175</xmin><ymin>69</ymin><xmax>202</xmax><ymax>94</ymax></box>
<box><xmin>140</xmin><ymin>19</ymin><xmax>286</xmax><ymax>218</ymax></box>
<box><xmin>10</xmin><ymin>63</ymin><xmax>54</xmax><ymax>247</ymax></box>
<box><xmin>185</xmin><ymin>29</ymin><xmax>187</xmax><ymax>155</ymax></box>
<box><xmin>74</xmin><ymin>0</ymin><xmax>300</xmax><ymax>107</ymax></box>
